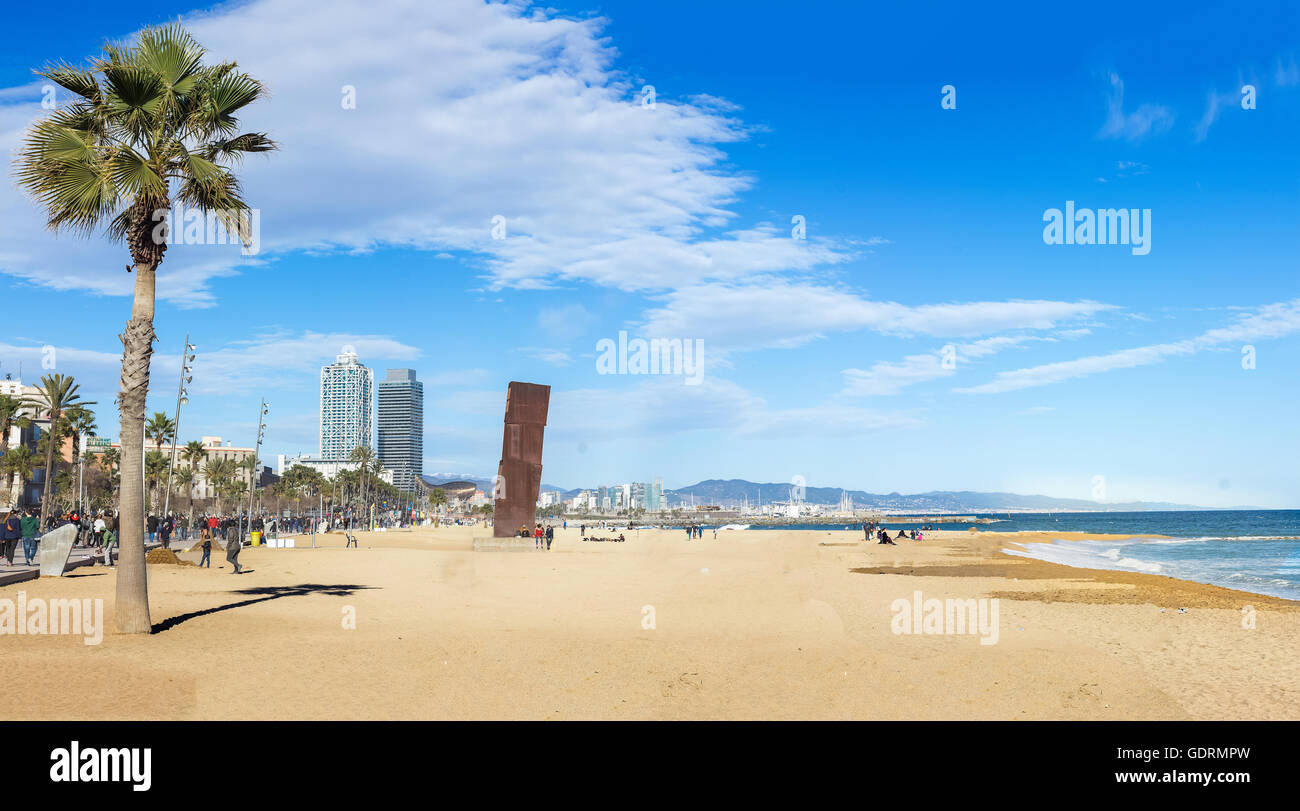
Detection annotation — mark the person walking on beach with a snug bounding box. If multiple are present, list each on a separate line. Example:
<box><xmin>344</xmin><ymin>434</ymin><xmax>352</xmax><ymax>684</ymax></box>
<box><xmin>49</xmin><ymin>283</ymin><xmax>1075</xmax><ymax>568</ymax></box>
<box><xmin>226</xmin><ymin>531</ymin><xmax>244</xmax><ymax>574</ymax></box>
<box><xmin>534</xmin><ymin>524</ymin><xmax>543</xmax><ymax>549</ymax></box>
<box><xmin>102</xmin><ymin>526</ymin><xmax>117</xmax><ymax>566</ymax></box>
<box><xmin>545</xmin><ymin>525</ymin><xmax>554</xmax><ymax>550</ymax></box>
<box><xmin>1</xmin><ymin>511</ymin><xmax>20</xmax><ymax>565</ymax></box>
<box><xmin>199</xmin><ymin>536</ymin><xmax>212</xmax><ymax>568</ymax></box>
<box><xmin>21</xmin><ymin>509</ymin><xmax>40</xmax><ymax>566</ymax></box>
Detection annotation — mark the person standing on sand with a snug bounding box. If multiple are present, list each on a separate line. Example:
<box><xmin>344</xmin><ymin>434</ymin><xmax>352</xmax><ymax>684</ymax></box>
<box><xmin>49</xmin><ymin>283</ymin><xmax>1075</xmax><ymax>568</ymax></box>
<box><xmin>199</xmin><ymin>536</ymin><xmax>211</xmax><ymax>568</ymax></box>
<box><xmin>534</xmin><ymin>524</ymin><xmax>543</xmax><ymax>549</ymax></box>
<box><xmin>21</xmin><ymin>509</ymin><xmax>40</xmax><ymax>566</ymax></box>
<box><xmin>226</xmin><ymin>531</ymin><xmax>244</xmax><ymax>574</ymax></box>
<box><xmin>102</xmin><ymin>526</ymin><xmax>117</xmax><ymax>566</ymax></box>
<box><xmin>1</xmin><ymin>511</ymin><xmax>20</xmax><ymax>565</ymax></box>
<box><xmin>545</xmin><ymin>525</ymin><xmax>554</xmax><ymax>550</ymax></box>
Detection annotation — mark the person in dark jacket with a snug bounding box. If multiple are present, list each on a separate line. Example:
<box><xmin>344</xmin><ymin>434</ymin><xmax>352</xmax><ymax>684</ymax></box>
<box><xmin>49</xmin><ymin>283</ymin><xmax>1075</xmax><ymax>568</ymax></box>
<box><xmin>226</xmin><ymin>531</ymin><xmax>243</xmax><ymax>573</ymax></box>
<box><xmin>199</xmin><ymin>536</ymin><xmax>211</xmax><ymax>568</ymax></box>
<box><xmin>1</xmin><ymin>511</ymin><xmax>21</xmax><ymax>565</ymax></box>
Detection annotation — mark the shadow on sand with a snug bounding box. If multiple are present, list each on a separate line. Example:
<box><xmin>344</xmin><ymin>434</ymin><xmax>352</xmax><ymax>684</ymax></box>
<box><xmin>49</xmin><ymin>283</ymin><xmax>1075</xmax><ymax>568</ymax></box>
<box><xmin>151</xmin><ymin>583</ymin><xmax>378</xmax><ymax>634</ymax></box>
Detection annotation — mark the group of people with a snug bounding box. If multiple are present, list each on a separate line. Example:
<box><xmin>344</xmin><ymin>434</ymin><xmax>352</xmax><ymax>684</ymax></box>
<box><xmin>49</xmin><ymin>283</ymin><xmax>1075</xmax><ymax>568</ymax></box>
<box><xmin>0</xmin><ymin>509</ymin><xmax>42</xmax><ymax>566</ymax></box>
<box><xmin>866</xmin><ymin>524</ymin><xmax>923</xmax><ymax>545</ymax></box>
<box><xmin>517</xmin><ymin>523</ymin><xmax>555</xmax><ymax>550</ymax></box>
<box><xmin>582</xmin><ymin>533</ymin><xmax>626</xmax><ymax>543</ymax></box>
<box><xmin>0</xmin><ymin>508</ymin><xmax>123</xmax><ymax>567</ymax></box>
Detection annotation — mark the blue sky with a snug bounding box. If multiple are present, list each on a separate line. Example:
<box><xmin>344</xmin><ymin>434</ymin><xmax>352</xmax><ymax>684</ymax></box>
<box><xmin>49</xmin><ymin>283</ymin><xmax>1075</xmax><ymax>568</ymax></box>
<box><xmin>1</xmin><ymin>0</ymin><xmax>1297</xmax><ymax>507</ymax></box>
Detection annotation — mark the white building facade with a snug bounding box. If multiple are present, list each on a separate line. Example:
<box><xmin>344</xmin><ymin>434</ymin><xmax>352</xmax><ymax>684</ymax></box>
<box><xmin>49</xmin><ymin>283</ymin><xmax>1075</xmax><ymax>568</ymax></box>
<box><xmin>320</xmin><ymin>347</ymin><xmax>373</xmax><ymax>462</ymax></box>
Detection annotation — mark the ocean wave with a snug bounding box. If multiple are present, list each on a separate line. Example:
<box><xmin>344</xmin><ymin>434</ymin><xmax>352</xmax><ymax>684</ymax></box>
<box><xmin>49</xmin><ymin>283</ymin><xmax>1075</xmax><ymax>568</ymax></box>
<box><xmin>1003</xmin><ymin>543</ymin><xmax>1161</xmax><ymax>573</ymax></box>
<box><xmin>1153</xmin><ymin>535</ymin><xmax>1300</xmax><ymax>543</ymax></box>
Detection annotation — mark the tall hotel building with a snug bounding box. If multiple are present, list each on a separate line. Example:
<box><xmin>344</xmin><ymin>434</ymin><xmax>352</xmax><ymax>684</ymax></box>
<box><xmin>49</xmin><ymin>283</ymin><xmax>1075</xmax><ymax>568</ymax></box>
<box><xmin>320</xmin><ymin>346</ymin><xmax>374</xmax><ymax>461</ymax></box>
<box><xmin>377</xmin><ymin>368</ymin><xmax>424</xmax><ymax>492</ymax></box>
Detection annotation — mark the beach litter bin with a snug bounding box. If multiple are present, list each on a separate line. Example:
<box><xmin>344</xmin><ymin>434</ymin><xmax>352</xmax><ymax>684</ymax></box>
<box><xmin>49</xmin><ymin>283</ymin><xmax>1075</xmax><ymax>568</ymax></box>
<box><xmin>251</xmin><ymin>531</ymin><xmax>262</xmax><ymax>546</ymax></box>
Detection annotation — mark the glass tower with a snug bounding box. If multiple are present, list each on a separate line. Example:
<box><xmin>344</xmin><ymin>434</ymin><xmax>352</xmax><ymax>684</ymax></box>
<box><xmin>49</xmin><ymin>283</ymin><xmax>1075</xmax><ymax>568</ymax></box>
<box><xmin>377</xmin><ymin>368</ymin><xmax>424</xmax><ymax>492</ymax></box>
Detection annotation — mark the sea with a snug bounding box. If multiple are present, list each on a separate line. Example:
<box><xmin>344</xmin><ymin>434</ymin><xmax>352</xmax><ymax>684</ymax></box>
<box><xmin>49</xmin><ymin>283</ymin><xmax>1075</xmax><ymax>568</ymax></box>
<box><xmin>684</xmin><ymin>511</ymin><xmax>1300</xmax><ymax>601</ymax></box>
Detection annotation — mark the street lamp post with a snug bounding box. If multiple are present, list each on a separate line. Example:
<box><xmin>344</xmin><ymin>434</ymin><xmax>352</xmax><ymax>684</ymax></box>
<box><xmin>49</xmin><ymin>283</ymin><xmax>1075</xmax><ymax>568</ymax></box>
<box><xmin>240</xmin><ymin>399</ymin><xmax>268</xmax><ymax>544</ymax></box>
<box><xmin>162</xmin><ymin>334</ymin><xmax>196</xmax><ymax>521</ymax></box>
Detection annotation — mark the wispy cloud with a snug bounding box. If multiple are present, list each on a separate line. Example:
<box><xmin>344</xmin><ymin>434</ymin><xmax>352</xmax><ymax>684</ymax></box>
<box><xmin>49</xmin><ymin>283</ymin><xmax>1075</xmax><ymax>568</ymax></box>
<box><xmin>641</xmin><ymin>282</ymin><xmax>1113</xmax><ymax>355</ymax></box>
<box><xmin>1098</xmin><ymin>72</ymin><xmax>1173</xmax><ymax>141</ymax></box>
<box><xmin>841</xmin><ymin>335</ymin><xmax>1047</xmax><ymax>396</ymax></box>
<box><xmin>1193</xmin><ymin>88</ymin><xmax>1240</xmax><ymax>142</ymax></box>
<box><xmin>955</xmin><ymin>299</ymin><xmax>1300</xmax><ymax>394</ymax></box>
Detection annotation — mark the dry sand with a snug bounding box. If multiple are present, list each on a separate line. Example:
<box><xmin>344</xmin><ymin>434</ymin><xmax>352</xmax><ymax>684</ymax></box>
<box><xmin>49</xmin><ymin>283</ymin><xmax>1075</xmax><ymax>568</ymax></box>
<box><xmin>1</xmin><ymin>526</ymin><xmax>1296</xmax><ymax>720</ymax></box>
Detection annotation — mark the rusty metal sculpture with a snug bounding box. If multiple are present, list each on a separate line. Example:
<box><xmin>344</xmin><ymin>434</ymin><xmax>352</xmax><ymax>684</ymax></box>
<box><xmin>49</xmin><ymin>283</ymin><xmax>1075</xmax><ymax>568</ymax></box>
<box><xmin>493</xmin><ymin>381</ymin><xmax>550</xmax><ymax>537</ymax></box>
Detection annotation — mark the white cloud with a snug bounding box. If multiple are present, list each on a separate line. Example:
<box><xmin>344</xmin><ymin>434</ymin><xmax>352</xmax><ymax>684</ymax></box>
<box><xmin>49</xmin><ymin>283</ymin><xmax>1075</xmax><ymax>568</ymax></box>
<box><xmin>640</xmin><ymin>281</ymin><xmax>1113</xmax><ymax>354</ymax></box>
<box><xmin>841</xmin><ymin>334</ymin><xmax>1045</xmax><ymax>396</ymax></box>
<box><xmin>1193</xmin><ymin>88</ymin><xmax>1238</xmax><ymax>142</ymax></box>
<box><xmin>1098</xmin><ymin>72</ymin><xmax>1173</xmax><ymax>141</ymax></box>
<box><xmin>843</xmin><ymin>353</ymin><xmax>953</xmax><ymax>396</ymax></box>
<box><xmin>158</xmin><ymin>330</ymin><xmax>421</xmax><ymax>396</ymax></box>
<box><xmin>2</xmin><ymin>0</ymin><xmax>846</xmax><ymax>304</ymax></box>
<box><xmin>955</xmin><ymin>299</ymin><xmax>1300</xmax><ymax>394</ymax></box>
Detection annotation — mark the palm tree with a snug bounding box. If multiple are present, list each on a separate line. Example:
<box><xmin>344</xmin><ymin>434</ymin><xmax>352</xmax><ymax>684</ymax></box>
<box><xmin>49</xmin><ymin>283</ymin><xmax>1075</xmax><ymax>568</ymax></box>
<box><xmin>65</xmin><ymin>405</ymin><xmax>96</xmax><ymax>512</ymax></box>
<box><xmin>237</xmin><ymin>455</ymin><xmax>258</xmax><ymax>504</ymax></box>
<box><xmin>144</xmin><ymin>450</ymin><xmax>170</xmax><ymax>512</ymax></box>
<box><xmin>100</xmin><ymin>446</ymin><xmax>121</xmax><ymax>505</ymax></box>
<box><xmin>182</xmin><ymin>439</ymin><xmax>207</xmax><ymax>473</ymax></box>
<box><xmin>0</xmin><ymin>446</ymin><xmax>37</xmax><ymax>508</ymax></box>
<box><xmin>14</xmin><ymin>25</ymin><xmax>277</xmax><ymax>634</ymax></box>
<box><xmin>429</xmin><ymin>488</ymin><xmax>448</xmax><ymax>511</ymax></box>
<box><xmin>144</xmin><ymin>411</ymin><xmax>176</xmax><ymax>455</ymax></box>
<box><xmin>173</xmin><ymin>466</ymin><xmax>196</xmax><ymax>524</ymax></box>
<box><xmin>0</xmin><ymin>394</ymin><xmax>34</xmax><ymax>508</ymax></box>
<box><xmin>30</xmin><ymin>374</ymin><xmax>95</xmax><ymax>528</ymax></box>
<box><xmin>205</xmin><ymin>456</ymin><xmax>235</xmax><ymax>515</ymax></box>
<box><xmin>349</xmin><ymin>445</ymin><xmax>376</xmax><ymax>507</ymax></box>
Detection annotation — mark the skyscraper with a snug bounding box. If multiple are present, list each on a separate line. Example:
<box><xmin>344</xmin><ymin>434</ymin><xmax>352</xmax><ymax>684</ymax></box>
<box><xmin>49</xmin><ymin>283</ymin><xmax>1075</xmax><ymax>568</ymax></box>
<box><xmin>320</xmin><ymin>346</ymin><xmax>373</xmax><ymax>461</ymax></box>
<box><xmin>377</xmin><ymin>368</ymin><xmax>423</xmax><ymax>492</ymax></box>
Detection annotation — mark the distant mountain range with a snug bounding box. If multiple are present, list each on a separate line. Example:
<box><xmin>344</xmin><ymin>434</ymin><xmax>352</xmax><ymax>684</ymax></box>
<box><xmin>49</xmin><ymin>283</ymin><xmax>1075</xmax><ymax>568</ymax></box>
<box><xmin>422</xmin><ymin>474</ymin><xmax>1242</xmax><ymax>511</ymax></box>
<box><xmin>665</xmin><ymin>479</ymin><xmax>1225</xmax><ymax>512</ymax></box>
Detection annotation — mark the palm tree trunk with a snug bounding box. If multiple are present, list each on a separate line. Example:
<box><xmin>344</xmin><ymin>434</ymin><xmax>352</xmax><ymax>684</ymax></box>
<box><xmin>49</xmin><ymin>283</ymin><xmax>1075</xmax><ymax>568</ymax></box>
<box><xmin>115</xmin><ymin>263</ymin><xmax>156</xmax><ymax>635</ymax></box>
<box><xmin>0</xmin><ymin>423</ymin><xmax>13</xmax><ymax>509</ymax></box>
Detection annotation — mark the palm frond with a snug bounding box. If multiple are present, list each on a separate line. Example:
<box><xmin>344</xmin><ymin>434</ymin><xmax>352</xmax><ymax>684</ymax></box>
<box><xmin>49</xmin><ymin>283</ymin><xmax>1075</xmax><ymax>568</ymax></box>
<box><xmin>198</xmin><ymin>132</ymin><xmax>277</xmax><ymax>163</ymax></box>
<box><xmin>36</xmin><ymin>61</ymin><xmax>102</xmax><ymax>103</ymax></box>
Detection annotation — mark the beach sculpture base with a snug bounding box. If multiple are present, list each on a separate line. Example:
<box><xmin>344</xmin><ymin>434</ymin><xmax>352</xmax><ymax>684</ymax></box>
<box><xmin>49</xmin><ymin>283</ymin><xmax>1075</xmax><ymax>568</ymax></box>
<box><xmin>38</xmin><ymin>524</ymin><xmax>77</xmax><ymax>577</ymax></box>
<box><xmin>473</xmin><ymin>534</ymin><xmax>542</xmax><ymax>552</ymax></box>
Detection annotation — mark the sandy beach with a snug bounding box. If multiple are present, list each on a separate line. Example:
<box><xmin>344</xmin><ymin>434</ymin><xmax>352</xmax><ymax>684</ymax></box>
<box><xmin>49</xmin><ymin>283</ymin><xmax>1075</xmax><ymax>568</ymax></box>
<box><xmin>2</xmin><ymin>526</ymin><xmax>1297</xmax><ymax>720</ymax></box>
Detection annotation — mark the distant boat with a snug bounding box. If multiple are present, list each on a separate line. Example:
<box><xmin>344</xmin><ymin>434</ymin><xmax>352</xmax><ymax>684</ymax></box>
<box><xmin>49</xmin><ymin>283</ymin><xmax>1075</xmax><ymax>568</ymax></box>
<box><xmin>718</xmin><ymin>524</ymin><xmax>749</xmax><ymax>531</ymax></box>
